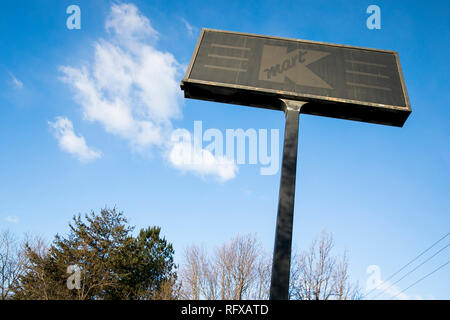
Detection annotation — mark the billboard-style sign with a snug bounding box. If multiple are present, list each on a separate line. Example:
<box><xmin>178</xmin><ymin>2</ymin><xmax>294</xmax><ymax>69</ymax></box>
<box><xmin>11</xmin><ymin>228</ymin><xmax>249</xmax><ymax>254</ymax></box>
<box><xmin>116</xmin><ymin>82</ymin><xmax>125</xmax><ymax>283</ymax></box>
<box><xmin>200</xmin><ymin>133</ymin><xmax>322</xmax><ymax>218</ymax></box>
<box><xmin>181</xmin><ymin>29</ymin><xmax>411</xmax><ymax>127</ymax></box>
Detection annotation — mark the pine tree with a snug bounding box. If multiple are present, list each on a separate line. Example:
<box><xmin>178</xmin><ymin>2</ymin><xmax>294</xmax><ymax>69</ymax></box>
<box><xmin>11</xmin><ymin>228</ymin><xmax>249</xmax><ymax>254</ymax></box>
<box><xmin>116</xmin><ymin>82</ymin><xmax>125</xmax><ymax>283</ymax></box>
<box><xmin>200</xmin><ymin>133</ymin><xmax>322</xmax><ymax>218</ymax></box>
<box><xmin>11</xmin><ymin>208</ymin><xmax>176</xmax><ymax>300</ymax></box>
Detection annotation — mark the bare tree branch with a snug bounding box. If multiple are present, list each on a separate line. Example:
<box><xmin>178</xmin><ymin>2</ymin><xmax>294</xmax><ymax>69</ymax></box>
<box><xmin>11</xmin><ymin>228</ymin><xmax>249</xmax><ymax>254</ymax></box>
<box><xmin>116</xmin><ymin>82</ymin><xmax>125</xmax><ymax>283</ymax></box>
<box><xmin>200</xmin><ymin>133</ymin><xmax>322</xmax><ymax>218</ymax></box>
<box><xmin>290</xmin><ymin>230</ymin><xmax>360</xmax><ymax>300</ymax></box>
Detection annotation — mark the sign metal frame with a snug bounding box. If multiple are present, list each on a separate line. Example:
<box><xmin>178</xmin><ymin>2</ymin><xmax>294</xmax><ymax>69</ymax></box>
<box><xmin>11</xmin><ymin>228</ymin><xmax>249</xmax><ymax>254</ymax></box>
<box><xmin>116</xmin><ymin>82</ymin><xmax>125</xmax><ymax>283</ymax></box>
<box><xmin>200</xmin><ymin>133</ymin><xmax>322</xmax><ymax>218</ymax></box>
<box><xmin>181</xmin><ymin>28</ymin><xmax>411</xmax><ymax>127</ymax></box>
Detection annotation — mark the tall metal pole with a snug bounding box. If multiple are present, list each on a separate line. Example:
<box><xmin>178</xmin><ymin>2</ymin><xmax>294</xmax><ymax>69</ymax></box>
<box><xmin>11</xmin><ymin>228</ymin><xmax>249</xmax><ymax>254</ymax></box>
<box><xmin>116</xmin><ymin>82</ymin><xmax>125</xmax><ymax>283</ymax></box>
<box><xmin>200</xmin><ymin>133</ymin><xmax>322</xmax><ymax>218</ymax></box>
<box><xmin>270</xmin><ymin>99</ymin><xmax>307</xmax><ymax>300</ymax></box>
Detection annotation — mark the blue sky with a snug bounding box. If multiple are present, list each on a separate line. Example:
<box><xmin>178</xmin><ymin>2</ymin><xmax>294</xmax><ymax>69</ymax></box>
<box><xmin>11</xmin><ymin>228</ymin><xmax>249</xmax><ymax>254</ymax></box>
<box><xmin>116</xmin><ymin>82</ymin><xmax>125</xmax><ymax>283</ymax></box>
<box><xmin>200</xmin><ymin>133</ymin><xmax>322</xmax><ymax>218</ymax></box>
<box><xmin>1</xmin><ymin>0</ymin><xmax>449</xmax><ymax>299</ymax></box>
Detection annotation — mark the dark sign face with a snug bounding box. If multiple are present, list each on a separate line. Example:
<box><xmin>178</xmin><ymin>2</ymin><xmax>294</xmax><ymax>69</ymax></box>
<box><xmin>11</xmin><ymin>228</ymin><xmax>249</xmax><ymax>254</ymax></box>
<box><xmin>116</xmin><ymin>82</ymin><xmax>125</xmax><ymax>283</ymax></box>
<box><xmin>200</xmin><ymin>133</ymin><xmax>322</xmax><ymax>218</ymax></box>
<box><xmin>181</xmin><ymin>29</ymin><xmax>411</xmax><ymax>127</ymax></box>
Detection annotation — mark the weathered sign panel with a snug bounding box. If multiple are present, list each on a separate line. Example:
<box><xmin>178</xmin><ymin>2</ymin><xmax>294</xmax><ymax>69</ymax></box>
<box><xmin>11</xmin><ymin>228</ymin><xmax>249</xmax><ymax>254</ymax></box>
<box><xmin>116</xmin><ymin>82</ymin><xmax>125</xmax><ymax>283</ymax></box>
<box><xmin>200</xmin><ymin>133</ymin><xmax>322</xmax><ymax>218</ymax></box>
<box><xmin>181</xmin><ymin>29</ymin><xmax>411</xmax><ymax>127</ymax></box>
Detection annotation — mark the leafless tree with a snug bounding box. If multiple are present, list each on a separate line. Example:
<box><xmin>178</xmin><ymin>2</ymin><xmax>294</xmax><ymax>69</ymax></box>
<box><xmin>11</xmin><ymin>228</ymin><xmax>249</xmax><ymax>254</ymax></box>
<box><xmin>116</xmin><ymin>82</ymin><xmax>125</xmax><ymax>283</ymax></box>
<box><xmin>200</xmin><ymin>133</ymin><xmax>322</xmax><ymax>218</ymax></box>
<box><xmin>0</xmin><ymin>232</ymin><xmax>45</xmax><ymax>299</ymax></box>
<box><xmin>217</xmin><ymin>234</ymin><xmax>260</xmax><ymax>299</ymax></box>
<box><xmin>0</xmin><ymin>230</ymin><xmax>26</xmax><ymax>299</ymax></box>
<box><xmin>180</xmin><ymin>231</ymin><xmax>359</xmax><ymax>300</ymax></box>
<box><xmin>249</xmin><ymin>251</ymin><xmax>271</xmax><ymax>300</ymax></box>
<box><xmin>179</xmin><ymin>234</ymin><xmax>270</xmax><ymax>300</ymax></box>
<box><xmin>12</xmin><ymin>234</ymin><xmax>55</xmax><ymax>300</ymax></box>
<box><xmin>289</xmin><ymin>230</ymin><xmax>360</xmax><ymax>300</ymax></box>
<box><xmin>179</xmin><ymin>244</ymin><xmax>211</xmax><ymax>299</ymax></box>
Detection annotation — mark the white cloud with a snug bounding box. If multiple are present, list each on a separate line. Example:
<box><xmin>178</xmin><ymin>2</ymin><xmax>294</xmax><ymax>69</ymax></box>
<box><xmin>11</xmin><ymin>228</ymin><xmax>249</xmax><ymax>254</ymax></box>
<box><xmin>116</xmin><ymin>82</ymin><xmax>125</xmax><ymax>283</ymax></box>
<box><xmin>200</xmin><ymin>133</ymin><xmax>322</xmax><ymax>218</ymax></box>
<box><xmin>48</xmin><ymin>117</ymin><xmax>101</xmax><ymax>163</ymax></box>
<box><xmin>60</xmin><ymin>3</ymin><xmax>182</xmax><ymax>151</ymax></box>
<box><xmin>181</xmin><ymin>18</ymin><xmax>195</xmax><ymax>36</ymax></box>
<box><xmin>106</xmin><ymin>3</ymin><xmax>158</xmax><ymax>43</ymax></box>
<box><xmin>9</xmin><ymin>72</ymin><xmax>23</xmax><ymax>89</ymax></box>
<box><xmin>168</xmin><ymin>129</ymin><xmax>238</xmax><ymax>182</ymax></box>
<box><xmin>60</xmin><ymin>3</ymin><xmax>237</xmax><ymax>182</ymax></box>
<box><xmin>5</xmin><ymin>216</ymin><xmax>19</xmax><ymax>223</ymax></box>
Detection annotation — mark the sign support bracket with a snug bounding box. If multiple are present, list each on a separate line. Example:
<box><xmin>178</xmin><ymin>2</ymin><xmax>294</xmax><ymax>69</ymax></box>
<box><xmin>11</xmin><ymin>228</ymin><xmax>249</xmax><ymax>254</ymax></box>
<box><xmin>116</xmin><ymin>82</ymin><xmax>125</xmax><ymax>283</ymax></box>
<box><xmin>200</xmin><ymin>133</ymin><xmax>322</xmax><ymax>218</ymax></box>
<box><xmin>270</xmin><ymin>99</ymin><xmax>307</xmax><ymax>300</ymax></box>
